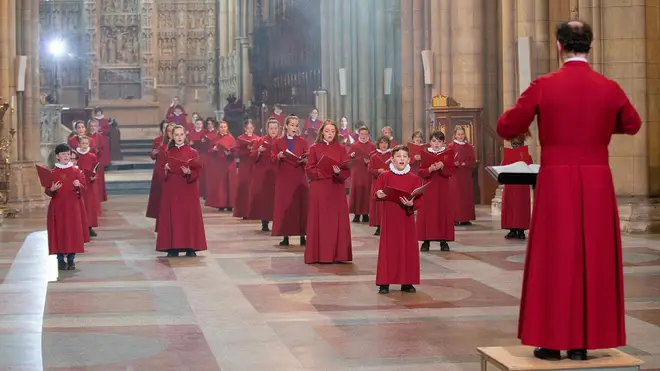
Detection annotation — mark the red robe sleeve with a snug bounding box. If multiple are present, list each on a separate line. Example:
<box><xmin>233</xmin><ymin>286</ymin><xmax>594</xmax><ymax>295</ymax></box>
<box><xmin>613</xmin><ymin>83</ymin><xmax>642</xmax><ymax>135</ymax></box>
<box><xmin>335</xmin><ymin>148</ymin><xmax>351</xmax><ymax>181</ymax></box>
<box><xmin>305</xmin><ymin>146</ymin><xmax>330</xmax><ymax>180</ymax></box>
<box><xmin>269</xmin><ymin>139</ymin><xmax>280</xmax><ymax>164</ymax></box>
<box><xmin>497</xmin><ymin>79</ymin><xmax>541</xmax><ymax>139</ymax></box>
<box><xmin>368</xmin><ymin>155</ymin><xmax>382</xmax><ymax>179</ymax></box>
<box><xmin>185</xmin><ymin>148</ymin><xmax>201</xmax><ymax>183</ymax></box>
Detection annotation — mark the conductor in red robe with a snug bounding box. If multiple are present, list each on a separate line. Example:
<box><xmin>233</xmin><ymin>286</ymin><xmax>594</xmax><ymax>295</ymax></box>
<box><xmin>348</xmin><ymin>126</ymin><xmax>376</xmax><ymax>223</ymax></box>
<box><xmin>247</xmin><ymin>119</ymin><xmax>280</xmax><ymax>231</ymax></box>
<box><xmin>156</xmin><ymin>126</ymin><xmax>208</xmax><ymax>256</ymax></box>
<box><xmin>304</xmin><ymin>120</ymin><xmax>352</xmax><ymax>264</ymax></box>
<box><xmin>496</xmin><ymin>21</ymin><xmax>642</xmax><ymax>360</ymax></box>
<box><xmin>205</xmin><ymin>120</ymin><xmax>237</xmax><ymax>211</ymax></box>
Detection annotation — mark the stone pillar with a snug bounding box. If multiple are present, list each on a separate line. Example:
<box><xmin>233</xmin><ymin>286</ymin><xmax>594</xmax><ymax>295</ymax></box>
<box><xmin>411</xmin><ymin>0</ymin><xmax>425</xmax><ymax>137</ymax></box>
<box><xmin>439</xmin><ymin>0</ymin><xmax>452</xmax><ymax>96</ymax></box>
<box><xmin>356</xmin><ymin>0</ymin><xmax>371</xmax><ymax>127</ymax></box>
<box><xmin>84</xmin><ymin>0</ymin><xmax>100</xmax><ymax>101</ymax></box>
<box><xmin>314</xmin><ymin>89</ymin><xmax>328</xmax><ymax>121</ymax></box>
<box><xmin>219</xmin><ymin>0</ymin><xmax>229</xmax><ymax>56</ymax></box>
<box><xmin>140</xmin><ymin>0</ymin><xmax>155</xmax><ymax>101</ymax></box>
<box><xmin>240</xmin><ymin>38</ymin><xmax>251</xmax><ymax>103</ymax></box>
<box><xmin>400</xmin><ymin>0</ymin><xmax>414</xmax><ymax>139</ymax></box>
<box><xmin>176</xmin><ymin>3</ymin><xmax>187</xmax><ymax>99</ymax></box>
<box><xmin>451</xmin><ymin>0</ymin><xmax>484</xmax><ymax>109</ymax></box>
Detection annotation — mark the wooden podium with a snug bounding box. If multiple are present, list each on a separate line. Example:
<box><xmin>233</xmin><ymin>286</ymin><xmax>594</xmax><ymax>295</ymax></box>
<box><xmin>477</xmin><ymin>346</ymin><xmax>643</xmax><ymax>371</ymax></box>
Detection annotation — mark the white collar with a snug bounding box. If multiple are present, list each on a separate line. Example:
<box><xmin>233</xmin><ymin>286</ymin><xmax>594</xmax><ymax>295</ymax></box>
<box><xmin>194</xmin><ymin>128</ymin><xmax>203</xmax><ymax>132</ymax></box>
<box><xmin>428</xmin><ymin>146</ymin><xmax>445</xmax><ymax>154</ymax></box>
<box><xmin>323</xmin><ymin>139</ymin><xmax>330</xmax><ymax>145</ymax></box>
<box><xmin>95</xmin><ymin>115</ymin><xmax>104</xmax><ymax>120</ymax></box>
<box><xmin>245</xmin><ymin>133</ymin><xmax>253</xmax><ymax>137</ymax></box>
<box><xmin>564</xmin><ymin>56</ymin><xmax>588</xmax><ymax>63</ymax></box>
<box><xmin>389</xmin><ymin>163</ymin><xmax>410</xmax><ymax>175</ymax></box>
<box><xmin>55</xmin><ymin>162</ymin><xmax>73</xmax><ymax>169</ymax></box>
<box><xmin>175</xmin><ymin>143</ymin><xmax>184</xmax><ymax>148</ymax></box>
<box><xmin>358</xmin><ymin>138</ymin><xmax>369</xmax><ymax>144</ymax></box>
<box><xmin>376</xmin><ymin>148</ymin><xmax>390</xmax><ymax>154</ymax></box>
<box><xmin>453</xmin><ymin>139</ymin><xmax>466</xmax><ymax>145</ymax></box>
<box><xmin>286</xmin><ymin>135</ymin><xmax>295</xmax><ymax>139</ymax></box>
<box><xmin>77</xmin><ymin>147</ymin><xmax>90</xmax><ymax>155</ymax></box>
<box><xmin>174</xmin><ymin>112</ymin><xmax>182</xmax><ymax>116</ymax></box>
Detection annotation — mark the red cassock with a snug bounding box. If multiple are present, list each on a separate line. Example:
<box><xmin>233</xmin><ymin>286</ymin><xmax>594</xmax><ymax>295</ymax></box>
<box><xmin>75</xmin><ymin>169</ymin><xmax>92</xmax><ymax>243</ymax></box>
<box><xmin>496</xmin><ymin>60</ymin><xmax>642</xmax><ymax>350</ymax></box>
<box><xmin>374</xmin><ymin>169</ymin><xmax>422</xmax><ymax>285</ymax></box>
<box><xmin>247</xmin><ymin>136</ymin><xmax>279</xmax><ymax>221</ymax></box>
<box><xmin>270</xmin><ymin>112</ymin><xmax>287</xmax><ymax>129</ymax></box>
<box><xmin>270</xmin><ymin>136</ymin><xmax>308</xmax><ymax>236</ymax></box>
<box><xmin>46</xmin><ymin>165</ymin><xmax>86</xmax><ymax>255</ymax></box>
<box><xmin>500</xmin><ymin>150</ymin><xmax>532</xmax><ymax>230</ymax></box>
<box><xmin>407</xmin><ymin>143</ymin><xmax>429</xmax><ymax>176</ymax></box>
<box><xmin>167</xmin><ymin>113</ymin><xmax>189</xmax><ymax>129</ymax></box>
<box><xmin>166</xmin><ymin>105</ymin><xmax>186</xmax><ymax>118</ymax></box>
<box><xmin>146</xmin><ymin>137</ymin><xmax>166</xmax><ymax>219</ymax></box>
<box><xmin>233</xmin><ymin>133</ymin><xmax>260</xmax><ymax>218</ymax></box>
<box><xmin>188</xmin><ymin>129</ymin><xmax>211</xmax><ymax>198</ymax></box>
<box><xmin>448</xmin><ymin>140</ymin><xmax>476</xmax><ymax>222</ymax></box>
<box><xmin>88</xmin><ymin>132</ymin><xmax>109</xmax><ymax>202</ymax></box>
<box><xmin>348</xmin><ymin>141</ymin><xmax>376</xmax><ymax>215</ymax></box>
<box><xmin>302</xmin><ymin>119</ymin><xmax>322</xmax><ymax>146</ymax></box>
<box><xmin>77</xmin><ymin>151</ymin><xmax>101</xmax><ymax>227</ymax></box>
<box><xmin>155</xmin><ymin>145</ymin><xmax>208</xmax><ymax>252</ymax></box>
<box><xmin>367</xmin><ymin>151</ymin><xmax>391</xmax><ymax>227</ymax></box>
<box><xmin>304</xmin><ymin>141</ymin><xmax>352</xmax><ymax>263</ymax></box>
<box><xmin>68</xmin><ymin>135</ymin><xmax>96</xmax><ymax>153</ymax></box>
<box><xmin>416</xmin><ymin>148</ymin><xmax>456</xmax><ymax>241</ymax></box>
<box><xmin>205</xmin><ymin>133</ymin><xmax>237</xmax><ymax>209</ymax></box>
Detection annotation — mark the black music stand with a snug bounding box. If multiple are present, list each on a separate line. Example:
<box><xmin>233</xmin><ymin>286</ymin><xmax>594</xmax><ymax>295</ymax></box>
<box><xmin>486</xmin><ymin>167</ymin><xmax>537</xmax><ymax>189</ymax></box>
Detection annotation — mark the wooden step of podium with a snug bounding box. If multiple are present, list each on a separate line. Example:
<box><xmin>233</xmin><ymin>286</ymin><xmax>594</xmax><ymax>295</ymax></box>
<box><xmin>477</xmin><ymin>346</ymin><xmax>643</xmax><ymax>371</ymax></box>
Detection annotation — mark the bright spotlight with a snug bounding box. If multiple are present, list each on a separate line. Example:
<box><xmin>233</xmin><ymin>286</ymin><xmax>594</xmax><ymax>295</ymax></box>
<box><xmin>48</xmin><ymin>39</ymin><xmax>66</xmax><ymax>57</ymax></box>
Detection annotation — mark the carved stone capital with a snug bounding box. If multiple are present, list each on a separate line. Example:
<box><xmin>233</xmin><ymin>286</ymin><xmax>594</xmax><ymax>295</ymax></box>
<box><xmin>618</xmin><ymin>196</ymin><xmax>660</xmax><ymax>234</ymax></box>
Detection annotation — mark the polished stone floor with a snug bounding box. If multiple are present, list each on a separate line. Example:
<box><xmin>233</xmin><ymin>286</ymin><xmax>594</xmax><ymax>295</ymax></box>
<box><xmin>1</xmin><ymin>195</ymin><xmax>660</xmax><ymax>370</ymax></box>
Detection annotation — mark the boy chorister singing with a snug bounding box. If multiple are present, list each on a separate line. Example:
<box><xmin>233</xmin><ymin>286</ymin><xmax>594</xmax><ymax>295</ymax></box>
<box><xmin>45</xmin><ymin>144</ymin><xmax>86</xmax><ymax>270</ymax></box>
<box><xmin>233</xmin><ymin>120</ymin><xmax>260</xmax><ymax>219</ymax></box>
<box><xmin>271</xmin><ymin>116</ymin><xmax>309</xmax><ymax>246</ymax></box>
<box><xmin>205</xmin><ymin>120</ymin><xmax>236</xmax><ymax>211</ymax></box>
<box><xmin>408</xmin><ymin>130</ymin><xmax>427</xmax><ymax>175</ymax></box>
<box><xmin>368</xmin><ymin>136</ymin><xmax>392</xmax><ymax>236</ymax></box>
<box><xmin>417</xmin><ymin>130</ymin><xmax>456</xmax><ymax>252</ymax></box>
<box><xmin>69</xmin><ymin>151</ymin><xmax>92</xmax><ymax>243</ymax></box>
<box><xmin>75</xmin><ymin>136</ymin><xmax>101</xmax><ymax>237</ymax></box>
<box><xmin>156</xmin><ymin>125</ymin><xmax>208</xmax><ymax>257</ymax></box>
<box><xmin>304</xmin><ymin>120</ymin><xmax>352</xmax><ymax>264</ymax></box>
<box><xmin>501</xmin><ymin>138</ymin><xmax>532</xmax><ymax>240</ymax></box>
<box><xmin>348</xmin><ymin>126</ymin><xmax>376</xmax><ymax>223</ymax></box>
<box><xmin>247</xmin><ymin>119</ymin><xmax>280</xmax><ymax>231</ymax></box>
<box><xmin>374</xmin><ymin>145</ymin><xmax>422</xmax><ymax>294</ymax></box>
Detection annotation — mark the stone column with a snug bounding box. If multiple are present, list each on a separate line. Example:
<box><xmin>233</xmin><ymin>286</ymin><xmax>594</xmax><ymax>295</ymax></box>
<box><xmin>439</xmin><ymin>0</ymin><xmax>452</xmax><ymax>96</ymax></box>
<box><xmin>219</xmin><ymin>0</ymin><xmax>229</xmax><ymax>56</ymax></box>
<box><xmin>140</xmin><ymin>0</ymin><xmax>155</xmax><ymax>101</ymax></box>
<box><xmin>228</xmin><ymin>0</ymin><xmax>235</xmax><ymax>52</ymax></box>
<box><xmin>356</xmin><ymin>0</ymin><xmax>371</xmax><ymax>126</ymax></box>
<box><xmin>451</xmin><ymin>0</ymin><xmax>484</xmax><ymax>109</ymax></box>
<box><xmin>314</xmin><ymin>89</ymin><xmax>328</xmax><ymax>121</ymax></box>
<box><xmin>176</xmin><ymin>3</ymin><xmax>187</xmax><ymax>99</ymax></box>
<box><xmin>400</xmin><ymin>0</ymin><xmax>414</xmax><ymax>138</ymax></box>
<box><xmin>240</xmin><ymin>38</ymin><xmax>251</xmax><ymax>103</ymax></box>
<box><xmin>411</xmin><ymin>0</ymin><xmax>425</xmax><ymax>136</ymax></box>
<box><xmin>84</xmin><ymin>0</ymin><xmax>100</xmax><ymax>101</ymax></box>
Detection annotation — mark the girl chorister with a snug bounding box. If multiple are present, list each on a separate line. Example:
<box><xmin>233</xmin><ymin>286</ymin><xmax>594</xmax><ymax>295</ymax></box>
<box><xmin>188</xmin><ymin>117</ymin><xmax>207</xmax><ymax>151</ymax></box>
<box><xmin>338</xmin><ymin>117</ymin><xmax>355</xmax><ymax>146</ymax></box>
<box><xmin>76</xmin><ymin>136</ymin><xmax>101</xmax><ymax>237</ymax></box>
<box><xmin>247</xmin><ymin>119</ymin><xmax>280</xmax><ymax>232</ymax></box>
<box><xmin>368</xmin><ymin>136</ymin><xmax>392</xmax><ymax>236</ymax></box>
<box><xmin>348</xmin><ymin>126</ymin><xmax>376</xmax><ymax>223</ymax></box>
<box><xmin>205</xmin><ymin>120</ymin><xmax>236</xmax><ymax>211</ymax></box>
<box><xmin>156</xmin><ymin>125</ymin><xmax>208</xmax><ymax>257</ymax></box>
<box><xmin>233</xmin><ymin>120</ymin><xmax>259</xmax><ymax>219</ymax></box>
<box><xmin>68</xmin><ymin>120</ymin><xmax>96</xmax><ymax>151</ymax></box>
<box><xmin>408</xmin><ymin>130</ymin><xmax>426</xmax><ymax>175</ymax></box>
<box><xmin>381</xmin><ymin>126</ymin><xmax>398</xmax><ymax>147</ymax></box>
<box><xmin>146</xmin><ymin>121</ymin><xmax>173</xmax><ymax>220</ymax></box>
<box><xmin>417</xmin><ymin>130</ymin><xmax>456</xmax><ymax>252</ymax></box>
<box><xmin>304</xmin><ymin>120</ymin><xmax>352</xmax><ymax>264</ymax></box>
<box><xmin>271</xmin><ymin>116</ymin><xmax>309</xmax><ymax>246</ymax></box>
<box><xmin>46</xmin><ymin>144</ymin><xmax>86</xmax><ymax>270</ymax></box>
<box><xmin>302</xmin><ymin>108</ymin><xmax>322</xmax><ymax>146</ymax></box>
<box><xmin>500</xmin><ymin>138</ymin><xmax>532</xmax><ymax>240</ymax></box>
<box><xmin>374</xmin><ymin>145</ymin><xmax>422</xmax><ymax>294</ymax></box>
<box><xmin>448</xmin><ymin>125</ymin><xmax>477</xmax><ymax>226</ymax></box>
<box><xmin>87</xmin><ymin>119</ymin><xmax>109</xmax><ymax>202</ymax></box>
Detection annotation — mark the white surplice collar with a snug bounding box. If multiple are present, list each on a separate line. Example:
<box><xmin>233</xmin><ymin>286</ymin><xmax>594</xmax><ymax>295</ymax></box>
<box><xmin>55</xmin><ymin>162</ymin><xmax>73</xmax><ymax>169</ymax></box>
<box><xmin>427</xmin><ymin>146</ymin><xmax>446</xmax><ymax>154</ymax></box>
<box><xmin>453</xmin><ymin>139</ymin><xmax>466</xmax><ymax>145</ymax></box>
<box><xmin>389</xmin><ymin>163</ymin><xmax>410</xmax><ymax>175</ymax></box>
<box><xmin>565</xmin><ymin>56</ymin><xmax>588</xmax><ymax>63</ymax></box>
<box><xmin>376</xmin><ymin>148</ymin><xmax>391</xmax><ymax>155</ymax></box>
<box><xmin>175</xmin><ymin>143</ymin><xmax>185</xmax><ymax>148</ymax></box>
<box><xmin>76</xmin><ymin>147</ymin><xmax>90</xmax><ymax>155</ymax></box>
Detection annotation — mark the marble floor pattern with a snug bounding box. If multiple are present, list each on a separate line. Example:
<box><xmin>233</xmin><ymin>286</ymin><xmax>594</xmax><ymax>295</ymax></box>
<box><xmin>1</xmin><ymin>195</ymin><xmax>660</xmax><ymax>370</ymax></box>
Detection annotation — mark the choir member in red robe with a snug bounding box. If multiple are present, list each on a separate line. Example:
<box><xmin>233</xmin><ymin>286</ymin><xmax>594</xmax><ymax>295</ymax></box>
<box><xmin>248</xmin><ymin>119</ymin><xmax>280</xmax><ymax>231</ymax></box>
<box><xmin>165</xmin><ymin>96</ymin><xmax>186</xmax><ymax>118</ymax></box>
<box><xmin>496</xmin><ymin>21</ymin><xmax>642</xmax><ymax>360</ymax></box>
<box><xmin>156</xmin><ymin>125</ymin><xmax>208</xmax><ymax>257</ymax></box>
<box><xmin>69</xmin><ymin>151</ymin><xmax>91</xmax><ymax>243</ymax></box>
<box><xmin>93</xmin><ymin>107</ymin><xmax>111</xmax><ymax>133</ymax></box>
<box><xmin>187</xmin><ymin>117</ymin><xmax>208</xmax><ymax>151</ymax></box>
<box><xmin>302</xmin><ymin>108</ymin><xmax>322</xmax><ymax>146</ymax></box>
<box><xmin>87</xmin><ymin>120</ymin><xmax>109</xmax><ymax>202</ymax></box>
<box><xmin>304</xmin><ymin>120</ymin><xmax>352</xmax><ymax>264</ymax></box>
<box><xmin>374</xmin><ymin>145</ymin><xmax>422</xmax><ymax>294</ymax></box>
<box><xmin>205</xmin><ymin>120</ymin><xmax>236</xmax><ymax>211</ymax></box>
<box><xmin>417</xmin><ymin>130</ymin><xmax>455</xmax><ymax>252</ymax></box>
<box><xmin>271</xmin><ymin>116</ymin><xmax>309</xmax><ymax>246</ymax></box>
<box><xmin>408</xmin><ymin>130</ymin><xmax>427</xmax><ymax>175</ymax></box>
<box><xmin>146</xmin><ymin>121</ymin><xmax>173</xmax><ymax>220</ymax></box>
<box><xmin>199</xmin><ymin>118</ymin><xmax>218</xmax><ymax>198</ymax></box>
<box><xmin>270</xmin><ymin>103</ymin><xmax>287</xmax><ymax>130</ymax></box>
<box><xmin>167</xmin><ymin>105</ymin><xmax>189</xmax><ymax>129</ymax></box>
<box><xmin>75</xmin><ymin>137</ymin><xmax>101</xmax><ymax>237</ymax></box>
<box><xmin>368</xmin><ymin>137</ymin><xmax>392</xmax><ymax>235</ymax></box>
<box><xmin>448</xmin><ymin>125</ymin><xmax>477</xmax><ymax>225</ymax></box>
<box><xmin>45</xmin><ymin>144</ymin><xmax>86</xmax><ymax>270</ymax></box>
<box><xmin>500</xmin><ymin>139</ymin><xmax>532</xmax><ymax>240</ymax></box>
<box><xmin>338</xmin><ymin>117</ymin><xmax>356</xmax><ymax>147</ymax></box>
<box><xmin>233</xmin><ymin>120</ymin><xmax>260</xmax><ymax>219</ymax></box>
<box><xmin>381</xmin><ymin>126</ymin><xmax>398</xmax><ymax>147</ymax></box>
<box><xmin>348</xmin><ymin>126</ymin><xmax>376</xmax><ymax>222</ymax></box>
<box><xmin>68</xmin><ymin>121</ymin><xmax>96</xmax><ymax>152</ymax></box>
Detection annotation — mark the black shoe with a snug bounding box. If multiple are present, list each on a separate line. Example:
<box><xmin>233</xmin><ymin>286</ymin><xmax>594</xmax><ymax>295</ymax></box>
<box><xmin>300</xmin><ymin>236</ymin><xmax>306</xmax><ymax>246</ymax></box>
<box><xmin>567</xmin><ymin>349</ymin><xmax>587</xmax><ymax>361</ymax></box>
<box><xmin>374</xmin><ymin>227</ymin><xmax>380</xmax><ymax>236</ymax></box>
<box><xmin>242</xmin><ymin>217</ymin><xmax>248</xmax><ymax>220</ymax></box>
<box><xmin>378</xmin><ymin>285</ymin><xmax>390</xmax><ymax>294</ymax></box>
<box><xmin>58</xmin><ymin>261</ymin><xmax>68</xmax><ymax>270</ymax></box>
<box><xmin>261</xmin><ymin>221</ymin><xmax>270</xmax><ymax>232</ymax></box>
<box><xmin>185</xmin><ymin>250</ymin><xmax>197</xmax><ymax>257</ymax></box>
<box><xmin>279</xmin><ymin>237</ymin><xmax>290</xmax><ymax>246</ymax></box>
<box><xmin>533</xmin><ymin>347</ymin><xmax>561</xmax><ymax>360</ymax></box>
<box><xmin>440</xmin><ymin>241</ymin><xmax>450</xmax><ymax>251</ymax></box>
<box><xmin>66</xmin><ymin>263</ymin><xmax>76</xmax><ymax>270</ymax></box>
<box><xmin>227</xmin><ymin>207</ymin><xmax>233</xmax><ymax>212</ymax></box>
<box><xmin>505</xmin><ymin>230</ymin><xmax>517</xmax><ymax>239</ymax></box>
<box><xmin>401</xmin><ymin>285</ymin><xmax>416</xmax><ymax>293</ymax></box>
<box><xmin>517</xmin><ymin>229</ymin><xmax>526</xmax><ymax>240</ymax></box>
<box><xmin>166</xmin><ymin>251</ymin><xmax>179</xmax><ymax>257</ymax></box>
<box><xmin>420</xmin><ymin>241</ymin><xmax>430</xmax><ymax>252</ymax></box>
<box><xmin>362</xmin><ymin>215</ymin><xmax>369</xmax><ymax>223</ymax></box>
<box><xmin>89</xmin><ymin>227</ymin><xmax>97</xmax><ymax>237</ymax></box>
<box><xmin>352</xmin><ymin>215</ymin><xmax>360</xmax><ymax>223</ymax></box>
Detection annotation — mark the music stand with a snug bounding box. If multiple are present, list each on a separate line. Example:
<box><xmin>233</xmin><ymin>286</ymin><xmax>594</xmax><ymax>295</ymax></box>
<box><xmin>486</xmin><ymin>167</ymin><xmax>537</xmax><ymax>189</ymax></box>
